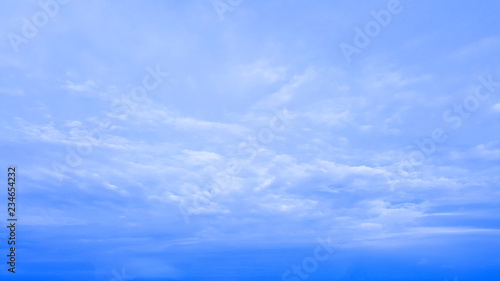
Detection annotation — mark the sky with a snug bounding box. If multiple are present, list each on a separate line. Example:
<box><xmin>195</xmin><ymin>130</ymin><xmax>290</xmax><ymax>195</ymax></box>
<box><xmin>1</xmin><ymin>0</ymin><xmax>500</xmax><ymax>280</ymax></box>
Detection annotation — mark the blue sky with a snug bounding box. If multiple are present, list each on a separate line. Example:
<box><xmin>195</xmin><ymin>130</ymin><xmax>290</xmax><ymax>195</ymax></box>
<box><xmin>1</xmin><ymin>0</ymin><xmax>500</xmax><ymax>280</ymax></box>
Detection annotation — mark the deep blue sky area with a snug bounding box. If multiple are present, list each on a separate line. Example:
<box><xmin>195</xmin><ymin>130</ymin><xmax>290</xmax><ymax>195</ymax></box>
<box><xmin>1</xmin><ymin>0</ymin><xmax>500</xmax><ymax>280</ymax></box>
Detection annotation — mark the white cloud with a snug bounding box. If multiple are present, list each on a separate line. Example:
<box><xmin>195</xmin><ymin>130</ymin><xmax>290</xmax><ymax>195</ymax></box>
<box><xmin>65</xmin><ymin>120</ymin><xmax>83</xmax><ymax>127</ymax></box>
<box><xmin>251</xmin><ymin>69</ymin><xmax>314</xmax><ymax>110</ymax></box>
<box><xmin>0</xmin><ymin>87</ymin><xmax>23</xmax><ymax>96</ymax></box>
<box><xmin>316</xmin><ymin>159</ymin><xmax>386</xmax><ymax>178</ymax></box>
<box><xmin>61</xmin><ymin>79</ymin><xmax>96</xmax><ymax>92</ymax></box>
<box><xmin>258</xmin><ymin>194</ymin><xmax>318</xmax><ymax>213</ymax></box>
<box><xmin>474</xmin><ymin>142</ymin><xmax>500</xmax><ymax>160</ymax></box>
<box><xmin>239</xmin><ymin>60</ymin><xmax>287</xmax><ymax>84</ymax></box>
<box><xmin>181</xmin><ymin>150</ymin><xmax>222</xmax><ymax>166</ymax></box>
<box><xmin>302</xmin><ymin>109</ymin><xmax>351</xmax><ymax>127</ymax></box>
<box><xmin>166</xmin><ymin>116</ymin><xmax>249</xmax><ymax>136</ymax></box>
<box><xmin>451</xmin><ymin>36</ymin><xmax>500</xmax><ymax>59</ymax></box>
<box><xmin>16</xmin><ymin>119</ymin><xmax>67</xmax><ymax>143</ymax></box>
